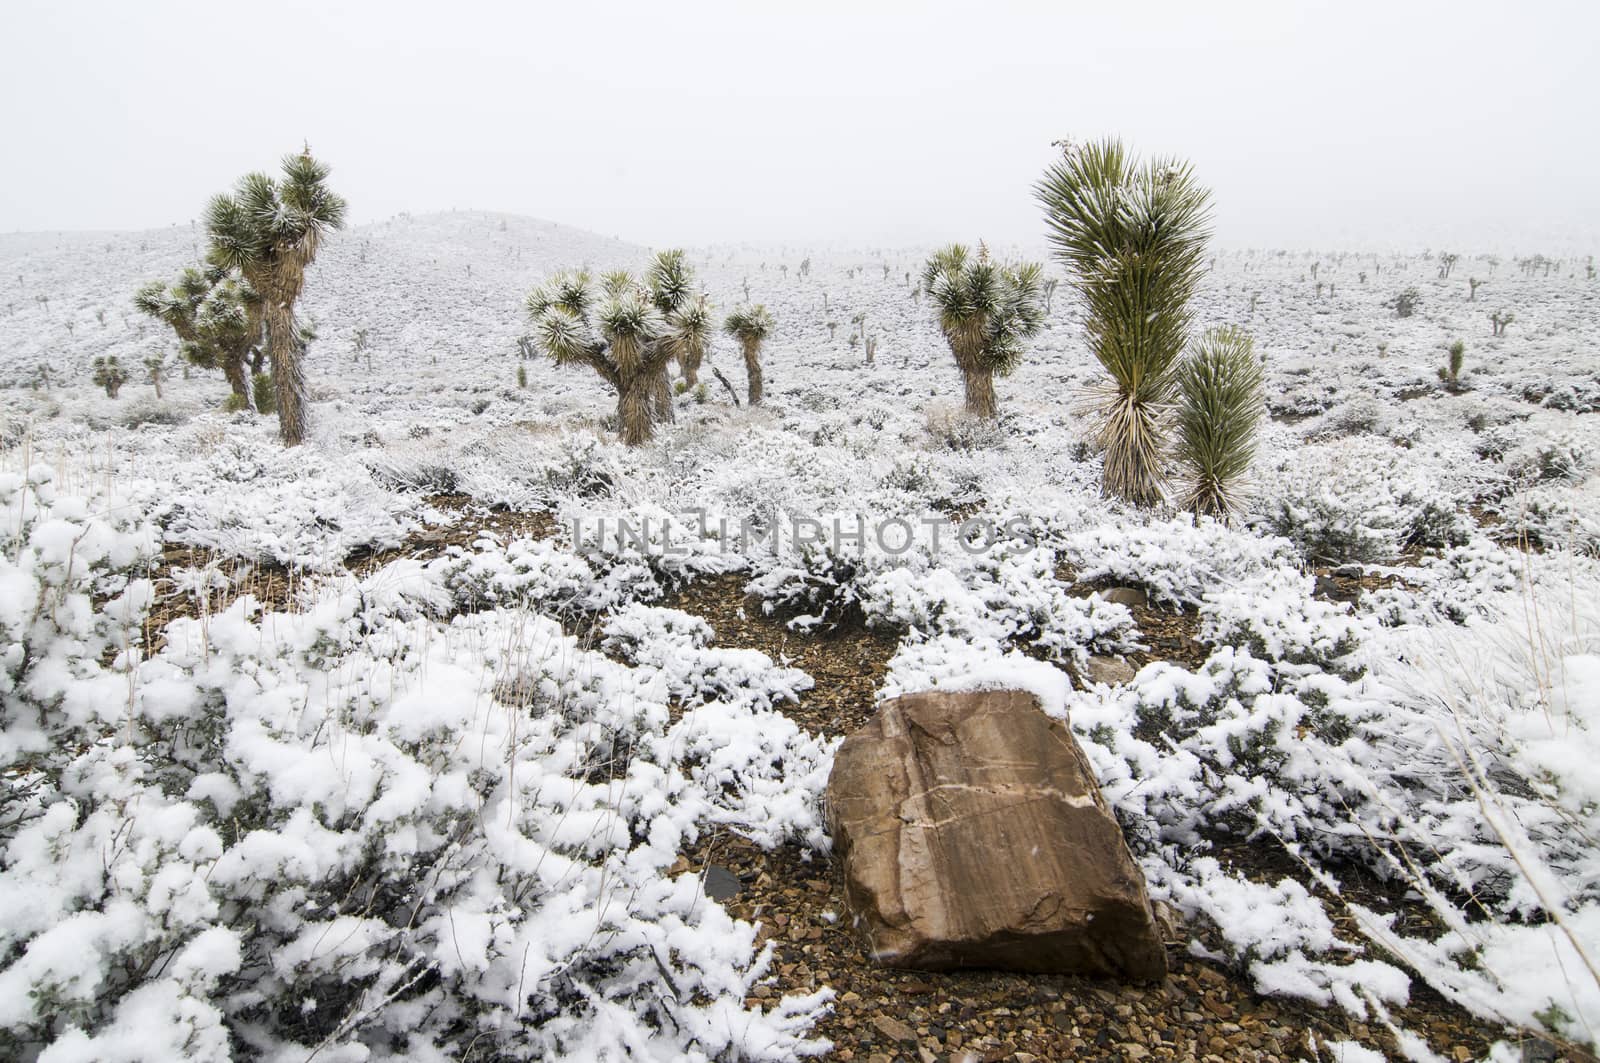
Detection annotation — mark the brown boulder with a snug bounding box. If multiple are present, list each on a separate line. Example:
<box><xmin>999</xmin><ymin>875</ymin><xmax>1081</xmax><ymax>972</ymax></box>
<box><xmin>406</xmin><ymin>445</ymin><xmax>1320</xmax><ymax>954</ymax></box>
<box><xmin>825</xmin><ymin>688</ymin><xmax>1167</xmax><ymax>979</ymax></box>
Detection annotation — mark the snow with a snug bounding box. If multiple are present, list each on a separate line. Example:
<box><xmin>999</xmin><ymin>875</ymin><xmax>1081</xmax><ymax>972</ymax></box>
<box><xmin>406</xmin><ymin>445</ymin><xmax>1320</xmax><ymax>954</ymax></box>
<box><xmin>2</xmin><ymin>220</ymin><xmax>1599</xmax><ymax>1057</ymax></box>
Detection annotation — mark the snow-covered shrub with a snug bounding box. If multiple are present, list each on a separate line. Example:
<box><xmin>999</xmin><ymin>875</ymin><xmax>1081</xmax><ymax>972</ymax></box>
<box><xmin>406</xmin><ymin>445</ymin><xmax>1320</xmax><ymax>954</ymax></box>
<box><xmin>0</xmin><ymin>480</ymin><xmax>833</xmax><ymax>1060</ymax></box>
<box><xmin>1257</xmin><ymin>438</ymin><xmax>1472</xmax><ymax>563</ymax></box>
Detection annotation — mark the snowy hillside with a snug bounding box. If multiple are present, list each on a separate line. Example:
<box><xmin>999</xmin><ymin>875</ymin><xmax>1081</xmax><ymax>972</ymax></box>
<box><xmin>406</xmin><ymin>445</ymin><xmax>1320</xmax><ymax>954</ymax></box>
<box><xmin>1</xmin><ymin>214</ymin><xmax>1598</xmax><ymax>1061</ymax></box>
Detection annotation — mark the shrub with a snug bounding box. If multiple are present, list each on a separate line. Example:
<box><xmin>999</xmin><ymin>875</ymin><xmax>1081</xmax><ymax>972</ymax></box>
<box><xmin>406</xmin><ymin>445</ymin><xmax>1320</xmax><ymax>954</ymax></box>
<box><xmin>251</xmin><ymin>372</ymin><xmax>276</xmax><ymax>414</ymax></box>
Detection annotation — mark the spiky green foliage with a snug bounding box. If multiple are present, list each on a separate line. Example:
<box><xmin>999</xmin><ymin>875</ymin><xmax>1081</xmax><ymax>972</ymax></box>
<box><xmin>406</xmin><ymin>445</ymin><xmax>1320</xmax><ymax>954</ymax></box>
<box><xmin>134</xmin><ymin>266</ymin><xmax>260</xmax><ymax>407</ymax></box>
<box><xmin>724</xmin><ymin>305</ymin><xmax>774</xmax><ymax>406</ymax></box>
<box><xmin>1440</xmin><ymin>340</ymin><xmax>1466</xmax><ymax>389</ymax></box>
<box><xmin>526</xmin><ymin>252</ymin><xmax>708</xmax><ymax>445</ymax></box>
<box><xmin>91</xmin><ymin>356</ymin><xmax>128</xmax><ymax>399</ymax></box>
<box><xmin>1174</xmin><ymin>326</ymin><xmax>1265</xmax><ymax>519</ymax></box>
<box><xmin>1036</xmin><ymin>138</ymin><xmax>1213</xmax><ymax>505</ymax></box>
<box><xmin>204</xmin><ymin>148</ymin><xmax>347</xmax><ymax>445</ymax></box>
<box><xmin>921</xmin><ymin>243</ymin><xmax>1046</xmax><ymax>417</ymax></box>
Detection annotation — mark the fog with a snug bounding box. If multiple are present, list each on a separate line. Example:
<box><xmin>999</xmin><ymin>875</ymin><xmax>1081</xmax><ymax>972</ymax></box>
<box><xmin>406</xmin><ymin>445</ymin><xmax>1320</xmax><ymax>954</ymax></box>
<box><xmin>3</xmin><ymin>0</ymin><xmax>1594</xmax><ymax>252</ymax></box>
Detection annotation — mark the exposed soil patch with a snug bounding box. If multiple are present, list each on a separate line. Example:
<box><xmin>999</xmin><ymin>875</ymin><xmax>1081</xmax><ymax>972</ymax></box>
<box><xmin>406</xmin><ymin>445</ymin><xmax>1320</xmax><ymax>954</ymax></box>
<box><xmin>655</xmin><ymin>574</ymin><xmax>1549</xmax><ymax>1062</ymax></box>
<box><xmin>678</xmin><ymin>832</ymin><xmax>1538</xmax><ymax>1063</ymax></box>
<box><xmin>1311</xmin><ymin>564</ymin><xmax>1416</xmax><ymax>605</ymax></box>
<box><xmin>143</xmin><ymin>493</ymin><xmax>560</xmax><ymax>649</ymax></box>
<box><xmin>660</xmin><ymin>572</ymin><xmax>900</xmax><ymax>737</ymax></box>
<box><xmin>345</xmin><ymin>492</ymin><xmax>559</xmax><ymax>575</ymax></box>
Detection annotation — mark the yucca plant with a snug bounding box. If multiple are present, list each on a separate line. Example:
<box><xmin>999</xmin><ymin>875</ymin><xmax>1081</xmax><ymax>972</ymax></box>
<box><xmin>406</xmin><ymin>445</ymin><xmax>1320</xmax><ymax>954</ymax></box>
<box><xmin>134</xmin><ymin>266</ymin><xmax>261</xmax><ymax>408</ymax></box>
<box><xmin>91</xmin><ymin>356</ymin><xmax>128</xmax><ymax>398</ymax></box>
<box><xmin>723</xmin><ymin>305</ymin><xmax>774</xmax><ymax>406</ymax></box>
<box><xmin>205</xmin><ymin>148</ymin><xmax>347</xmax><ymax>445</ymax></box>
<box><xmin>1439</xmin><ymin>339</ymin><xmax>1466</xmax><ymax>390</ymax></box>
<box><xmin>527</xmin><ymin>250</ymin><xmax>709</xmax><ymax>445</ymax></box>
<box><xmin>143</xmin><ymin>354</ymin><xmax>169</xmax><ymax>399</ymax></box>
<box><xmin>921</xmin><ymin>243</ymin><xmax>1046</xmax><ymax>418</ymax></box>
<box><xmin>1036</xmin><ymin>138</ymin><xmax>1213</xmax><ymax>505</ymax></box>
<box><xmin>1174</xmin><ymin>326</ymin><xmax>1265</xmax><ymax>519</ymax></box>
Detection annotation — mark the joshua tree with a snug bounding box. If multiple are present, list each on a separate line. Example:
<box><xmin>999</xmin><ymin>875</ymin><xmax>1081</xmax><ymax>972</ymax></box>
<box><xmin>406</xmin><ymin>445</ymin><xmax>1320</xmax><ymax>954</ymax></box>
<box><xmin>205</xmin><ymin>148</ymin><xmax>347</xmax><ymax>445</ymax></box>
<box><xmin>1490</xmin><ymin>310</ymin><xmax>1515</xmax><ymax>337</ymax></box>
<box><xmin>1174</xmin><ymin>326</ymin><xmax>1264</xmax><ymax>520</ymax></box>
<box><xmin>527</xmin><ymin>252</ymin><xmax>709</xmax><ymax>445</ymax></box>
<box><xmin>643</xmin><ymin>252</ymin><xmax>712</xmax><ymax>395</ymax></box>
<box><xmin>1439</xmin><ymin>340</ymin><xmax>1466</xmax><ymax>390</ymax></box>
<box><xmin>1036</xmin><ymin>137</ymin><xmax>1213</xmax><ymax>505</ymax></box>
<box><xmin>1438</xmin><ymin>252</ymin><xmax>1459</xmax><ymax>279</ymax></box>
<box><xmin>921</xmin><ymin>243</ymin><xmax>1046</xmax><ymax>418</ymax></box>
<box><xmin>144</xmin><ymin>354</ymin><xmax>169</xmax><ymax>399</ymax></box>
<box><xmin>91</xmin><ymin>356</ymin><xmax>128</xmax><ymax>398</ymax></box>
<box><xmin>135</xmin><ymin>266</ymin><xmax>260</xmax><ymax>407</ymax></box>
<box><xmin>723</xmin><ymin>305</ymin><xmax>774</xmax><ymax>406</ymax></box>
<box><xmin>1467</xmin><ymin>277</ymin><xmax>1485</xmax><ymax>301</ymax></box>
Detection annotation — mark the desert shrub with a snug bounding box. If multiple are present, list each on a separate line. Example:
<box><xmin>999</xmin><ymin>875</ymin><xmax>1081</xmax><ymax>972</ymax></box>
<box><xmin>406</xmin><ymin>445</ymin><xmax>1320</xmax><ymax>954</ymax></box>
<box><xmin>925</xmin><ymin>403</ymin><xmax>1005</xmax><ymax>451</ymax></box>
<box><xmin>251</xmin><ymin>371</ymin><xmax>276</xmax><ymax>414</ymax></box>
<box><xmin>1389</xmin><ymin>287</ymin><xmax>1420</xmax><ymax>317</ymax></box>
<box><xmin>119</xmin><ymin>400</ymin><xmax>187</xmax><ymax>428</ymax></box>
<box><xmin>0</xmin><ymin>471</ymin><xmax>832</xmax><ymax>1060</ymax></box>
<box><xmin>1259</xmin><ymin>438</ymin><xmax>1471</xmax><ymax>563</ymax></box>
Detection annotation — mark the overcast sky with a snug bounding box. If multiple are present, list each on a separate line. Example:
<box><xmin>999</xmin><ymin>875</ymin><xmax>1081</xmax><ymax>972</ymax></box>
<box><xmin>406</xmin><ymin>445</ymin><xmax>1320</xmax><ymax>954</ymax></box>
<box><xmin>2</xmin><ymin>0</ymin><xmax>1595</xmax><ymax>253</ymax></box>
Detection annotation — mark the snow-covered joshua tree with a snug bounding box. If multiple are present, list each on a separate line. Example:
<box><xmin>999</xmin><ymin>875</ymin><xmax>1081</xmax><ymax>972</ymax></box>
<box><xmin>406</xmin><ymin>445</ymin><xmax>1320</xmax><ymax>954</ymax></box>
<box><xmin>205</xmin><ymin>148</ymin><xmax>347</xmax><ymax>445</ymax></box>
<box><xmin>528</xmin><ymin>251</ymin><xmax>710</xmax><ymax>445</ymax></box>
<box><xmin>921</xmin><ymin>243</ymin><xmax>1046</xmax><ymax>418</ymax></box>
<box><xmin>723</xmin><ymin>305</ymin><xmax>773</xmax><ymax>406</ymax></box>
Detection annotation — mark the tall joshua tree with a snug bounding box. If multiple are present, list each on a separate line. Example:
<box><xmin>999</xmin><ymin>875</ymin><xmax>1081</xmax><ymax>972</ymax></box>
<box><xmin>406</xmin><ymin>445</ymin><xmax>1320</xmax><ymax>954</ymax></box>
<box><xmin>528</xmin><ymin>251</ymin><xmax>709</xmax><ymax>445</ymax></box>
<box><xmin>1036</xmin><ymin>137</ymin><xmax>1212</xmax><ymax>505</ymax></box>
<box><xmin>1174</xmin><ymin>326</ymin><xmax>1264</xmax><ymax>519</ymax></box>
<box><xmin>134</xmin><ymin>266</ymin><xmax>261</xmax><ymax>408</ymax></box>
<box><xmin>205</xmin><ymin>148</ymin><xmax>347</xmax><ymax>445</ymax></box>
<box><xmin>921</xmin><ymin>243</ymin><xmax>1046</xmax><ymax>418</ymax></box>
<box><xmin>723</xmin><ymin>305</ymin><xmax>773</xmax><ymax>406</ymax></box>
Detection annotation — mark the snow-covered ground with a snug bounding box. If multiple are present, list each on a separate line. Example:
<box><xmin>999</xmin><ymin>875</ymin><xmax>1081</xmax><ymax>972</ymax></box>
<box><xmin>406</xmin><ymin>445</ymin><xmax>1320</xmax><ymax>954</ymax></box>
<box><xmin>1</xmin><ymin>212</ymin><xmax>1597</xmax><ymax>1060</ymax></box>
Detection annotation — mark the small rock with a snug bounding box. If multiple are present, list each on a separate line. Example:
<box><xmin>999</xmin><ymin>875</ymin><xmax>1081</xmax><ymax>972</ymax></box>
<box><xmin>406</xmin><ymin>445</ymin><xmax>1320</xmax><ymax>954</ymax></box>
<box><xmin>1084</xmin><ymin>655</ymin><xmax>1137</xmax><ymax>687</ymax></box>
<box><xmin>872</xmin><ymin>1015</ymin><xmax>918</xmax><ymax>1042</ymax></box>
<box><xmin>1102</xmin><ymin>586</ymin><xmax>1148</xmax><ymax>608</ymax></box>
<box><xmin>702</xmin><ymin>865</ymin><xmax>740</xmax><ymax>901</ymax></box>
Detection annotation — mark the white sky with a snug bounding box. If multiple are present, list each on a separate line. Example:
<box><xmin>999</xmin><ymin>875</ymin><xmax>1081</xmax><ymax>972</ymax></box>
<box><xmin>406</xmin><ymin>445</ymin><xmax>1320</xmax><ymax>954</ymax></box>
<box><xmin>2</xmin><ymin>0</ymin><xmax>1595</xmax><ymax>253</ymax></box>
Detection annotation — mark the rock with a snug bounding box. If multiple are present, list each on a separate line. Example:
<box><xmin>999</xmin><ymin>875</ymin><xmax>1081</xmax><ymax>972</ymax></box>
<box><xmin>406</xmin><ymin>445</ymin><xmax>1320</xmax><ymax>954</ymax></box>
<box><xmin>826</xmin><ymin>689</ymin><xmax>1167</xmax><ymax>980</ymax></box>
<box><xmin>702</xmin><ymin>865</ymin><xmax>741</xmax><ymax>901</ymax></box>
<box><xmin>1084</xmin><ymin>655</ymin><xmax>1137</xmax><ymax>687</ymax></box>
<box><xmin>1101</xmin><ymin>586</ymin><xmax>1148</xmax><ymax>608</ymax></box>
<box><xmin>872</xmin><ymin>1015</ymin><xmax>918</xmax><ymax>1042</ymax></box>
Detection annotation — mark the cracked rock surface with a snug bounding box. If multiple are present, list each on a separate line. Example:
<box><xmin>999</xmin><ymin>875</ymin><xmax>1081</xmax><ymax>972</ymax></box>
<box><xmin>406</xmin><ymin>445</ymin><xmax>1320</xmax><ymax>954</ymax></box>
<box><xmin>826</xmin><ymin>688</ymin><xmax>1168</xmax><ymax>980</ymax></box>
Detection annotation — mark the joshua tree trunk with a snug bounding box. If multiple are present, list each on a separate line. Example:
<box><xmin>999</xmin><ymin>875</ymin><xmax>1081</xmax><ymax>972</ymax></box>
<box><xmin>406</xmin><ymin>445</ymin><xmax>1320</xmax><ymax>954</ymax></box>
<box><xmin>263</xmin><ymin>297</ymin><xmax>307</xmax><ymax>445</ymax></box>
<box><xmin>679</xmin><ymin>350</ymin><xmax>700</xmax><ymax>389</ymax></box>
<box><xmin>742</xmin><ymin>339</ymin><xmax>763</xmax><ymax>405</ymax></box>
<box><xmin>652</xmin><ymin>366</ymin><xmax>675</xmax><ymax>424</ymax></box>
<box><xmin>962</xmin><ymin>367</ymin><xmax>997</xmax><ymax>418</ymax></box>
<box><xmin>221</xmin><ymin>355</ymin><xmax>252</xmax><ymax>408</ymax></box>
<box><xmin>618</xmin><ymin>373</ymin><xmax>655</xmax><ymax>446</ymax></box>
